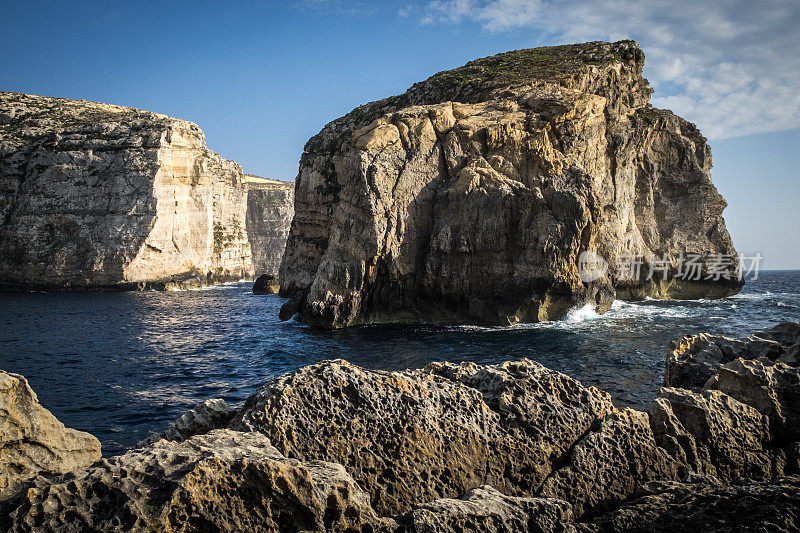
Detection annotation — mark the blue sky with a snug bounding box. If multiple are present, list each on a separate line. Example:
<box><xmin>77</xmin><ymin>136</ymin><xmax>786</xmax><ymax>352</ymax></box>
<box><xmin>1</xmin><ymin>1</ymin><xmax>798</xmax><ymax>268</ymax></box>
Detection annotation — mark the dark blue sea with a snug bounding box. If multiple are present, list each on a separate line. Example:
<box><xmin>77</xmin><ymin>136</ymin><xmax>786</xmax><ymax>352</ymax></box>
<box><xmin>1</xmin><ymin>271</ymin><xmax>798</xmax><ymax>455</ymax></box>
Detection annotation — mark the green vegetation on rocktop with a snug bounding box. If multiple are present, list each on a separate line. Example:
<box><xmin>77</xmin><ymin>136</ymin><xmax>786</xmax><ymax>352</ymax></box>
<box><xmin>303</xmin><ymin>40</ymin><xmax>643</xmax><ymax>159</ymax></box>
<box><xmin>417</xmin><ymin>40</ymin><xmax>639</xmax><ymax>94</ymax></box>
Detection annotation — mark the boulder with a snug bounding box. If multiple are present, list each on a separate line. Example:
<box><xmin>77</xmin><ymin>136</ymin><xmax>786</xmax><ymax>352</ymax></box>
<box><xmin>0</xmin><ymin>429</ymin><xmax>390</xmax><ymax>532</ymax></box>
<box><xmin>139</xmin><ymin>398</ymin><xmax>235</xmax><ymax>446</ymax></box>
<box><xmin>0</xmin><ymin>370</ymin><xmax>101</xmax><ymax>500</ymax></box>
<box><xmin>252</xmin><ymin>274</ymin><xmax>280</xmax><ymax>294</ymax></box>
<box><xmin>279</xmin><ymin>40</ymin><xmax>741</xmax><ymax>328</ymax></box>
<box><xmin>232</xmin><ymin>359</ymin><xmax>648</xmax><ymax>516</ymax></box>
<box><xmin>397</xmin><ymin>485</ymin><xmax>576</xmax><ymax>533</ymax></box>
<box><xmin>665</xmin><ymin>321</ymin><xmax>800</xmax><ymax>389</ymax></box>
<box><xmin>650</xmin><ymin>387</ymin><xmax>774</xmax><ymax>481</ymax></box>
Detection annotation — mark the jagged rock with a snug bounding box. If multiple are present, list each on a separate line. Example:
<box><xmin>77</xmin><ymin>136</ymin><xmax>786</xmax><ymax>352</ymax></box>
<box><xmin>0</xmin><ymin>370</ymin><xmax>101</xmax><ymax>500</ymax></box>
<box><xmin>139</xmin><ymin>398</ymin><xmax>235</xmax><ymax>446</ymax></box>
<box><xmin>665</xmin><ymin>321</ymin><xmax>800</xmax><ymax>388</ymax></box>
<box><xmin>651</xmin><ymin>387</ymin><xmax>774</xmax><ymax>482</ymax></box>
<box><xmin>0</xmin><ymin>429</ymin><xmax>390</xmax><ymax>532</ymax></box>
<box><xmin>706</xmin><ymin>358</ymin><xmax>800</xmax><ymax>445</ymax></box>
<box><xmin>252</xmin><ymin>274</ymin><xmax>280</xmax><ymax>294</ymax></box>
<box><xmin>279</xmin><ymin>40</ymin><xmax>740</xmax><ymax>328</ymax></box>
<box><xmin>232</xmin><ymin>358</ymin><xmax>629</xmax><ymax>516</ymax></box>
<box><xmin>245</xmin><ymin>175</ymin><xmax>294</xmax><ymax>278</ymax></box>
<box><xmin>397</xmin><ymin>485</ymin><xmax>576</xmax><ymax>533</ymax></box>
<box><xmin>0</xmin><ymin>92</ymin><xmax>292</xmax><ymax>291</ymax></box>
<box><xmin>585</xmin><ymin>475</ymin><xmax>800</xmax><ymax>532</ymax></box>
<box><xmin>539</xmin><ymin>409</ymin><xmax>680</xmax><ymax>518</ymax></box>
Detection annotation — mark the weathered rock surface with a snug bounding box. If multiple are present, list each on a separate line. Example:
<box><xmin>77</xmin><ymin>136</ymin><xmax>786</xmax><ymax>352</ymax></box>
<box><xmin>397</xmin><ymin>485</ymin><xmax>575</xmax><ymax>533</ymax></box>
<box><xmin>139</xmin><ymin>398</ymin><xmax>234</xmax><ymax>446</ymax></box>
<box><xmin>279</xmin><ymin>40</ymin><xmax>741</xmax><ymax>328</ymax></box>
<box><xmin>665</xmin><ymin>321</ymin><xmax>800</xmax><ymax>389</ymax></box>
<box><xmin>5</xmin><ymin>324</ymin><xmax>800</xmax><ymax>530</ymax></box>
<box><xmin>252</xmin><ymin>273</ymin><xmax>280</xmax><ymax>294</ymax></box>
<box><xmin>650</xmin><ymin>387</ymin><xmax>775</xmax><ymax>482</ymax></box>
<box><xmin>245</xmin><ymin>175</ymin><xmax>294</xmax><ymax>278</ymax></box>
<box><xmin>585</xmin><ymin>475</ymin><xmax>800</xmax><ymax>532</ymax></box>
<box><xmin>0</xmin><ymin>92</ymin><xmax>294</xmax><ymax>290</ymax></box>
<box><xmin>0</xmin><ymin>429</ymin><xmax>389</xmax><ymax>532</ymax></box>
<box><xmin>0</xmin><ymin>370</ymin><xmax>101</xmax><ymax>500</ymax></box>
<box><xmin>232</xmin><ymin>358</ymin><xmax>682</xmax><ymax>518</ymax></box>
<box><xmin>665</xmin><ymin>321</ymin><xmax>800</xmax><ymax>447</ymax></box>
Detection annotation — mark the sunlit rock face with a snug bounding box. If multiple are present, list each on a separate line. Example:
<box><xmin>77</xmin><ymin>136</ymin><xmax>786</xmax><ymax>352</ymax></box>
<box><xmin>0</xmin><ymin>91</ymin><xmax>253</xmax><ymax>289</ymax></box>
<box><xmin>245</xmin><ymin>176</ymin><xmax>294</xmax><ymax>278</ymax></box>
<box><xmin>279</xmin><ymin>40</ymin><xmax>741</xmax><ymax>328</ymax></box>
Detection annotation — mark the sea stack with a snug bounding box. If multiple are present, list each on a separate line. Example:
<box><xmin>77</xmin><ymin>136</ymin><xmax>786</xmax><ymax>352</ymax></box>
<box><xmin>0</xmin><ymin>92</ymin><xmax>293</xmax><ymax>290</ymax></box>
<box><xmin>279</xmin><ymin>41</ymin><xmax>741</xmax><ymax>328</ymax></box>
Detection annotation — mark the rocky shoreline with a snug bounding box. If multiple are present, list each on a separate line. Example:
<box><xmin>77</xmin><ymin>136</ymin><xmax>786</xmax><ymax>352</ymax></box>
<box><xmin>2</xmin><ymin>322</ymin><xmax>798</xmax><ymax>531</ymax></box>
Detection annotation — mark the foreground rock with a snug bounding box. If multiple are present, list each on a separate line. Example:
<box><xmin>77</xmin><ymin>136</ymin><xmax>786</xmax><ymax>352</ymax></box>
<box><xmin>233</xmin><ymin>358</ymin><xmax>680</xmax><ymax>517</ymax></box>
<box><xmin>0</xmin><ymin>370</ymin><xmax>100</xmax><ymax>500</ymax></box>
<box><xmin>4</xmin><ymin>323</ymin><xmax>800</xmax><ymax>530</ymax></box>
<box><xmin>586</xmin><ymin>476</ymin><xmax>800</xmax><ymax>532</ymax></box>
<box><xmin>397</xmin><ymin>485</ymin><xmax>575</xmax><ymax>533</ymax></box>
<box><xmin>0</xmin><ymin>92</ymin><xmax>294</xmax><ymax>290</ymax></box>
<box><xmin>279</xmin><ymin>40</ymin><xmax>741</xmax><ymax>328</ymax></box>
<box><xmin>665</xmin><ymin>321</ymin><xmax>800</xmax><ymax>447</ymax></box>
<box><xmin>1</xmin><ymin>430</ymin><xmax>389</xmax><ymax>532</ymax></box>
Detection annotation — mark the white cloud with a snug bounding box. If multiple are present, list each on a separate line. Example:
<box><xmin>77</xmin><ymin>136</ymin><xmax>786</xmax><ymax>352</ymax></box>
<box><xmin>418</xmin><ymin>0</ymin><xmax>800</xmax><ymax>139</ymax></box>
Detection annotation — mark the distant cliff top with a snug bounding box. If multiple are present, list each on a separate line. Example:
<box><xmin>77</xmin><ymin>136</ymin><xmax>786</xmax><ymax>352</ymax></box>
<box><xmin>243</xmin><ymin>174</ymin><xmax>294</xmax><ymax>189</ymax></box>
<box><xmin>0</xmin><ymin>91</ymin><xmax>200</xmax><ymax>143</ymax></box>
<box><xmin>304</xmin><ymin>40</ymin><xmax>649</xmax><ymax>158</ymax></box>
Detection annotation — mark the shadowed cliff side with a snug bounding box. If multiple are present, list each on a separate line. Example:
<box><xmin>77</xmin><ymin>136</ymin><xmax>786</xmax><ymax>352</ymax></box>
<box><xmin>278</xmin><ymin>40</ymin><xmax>741</xmax><ymax>328</ymax></box>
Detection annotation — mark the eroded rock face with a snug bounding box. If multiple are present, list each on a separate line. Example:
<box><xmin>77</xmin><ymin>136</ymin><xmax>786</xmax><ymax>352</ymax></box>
<box><xmin>0</xmin><ymin>92</ymin><xmax>293</xmax><ymax>290</ymax></box>
<box><xmin>245</xmin><ymin>176</ymin><xmax>294</xmax><ymax>278</ymax></box>
<box><xmin>279</xmin><ymin>40</ymin><xmax>740</xmax><ymax>328</ymax></box>
<box><xmin>0</xmin><ymin>430</ymin><xmax>389</xmax><ymax>532</ymax></box>
<box><xmin>397</xmin><ymin>485</ymin><xmax>575</xmax><ymax>533</ymax></box>
<box><xmin>232</xmin><ymin>358</ymin><xmax>684</xmax><ymax>518</ymax></box>
<box><xmin>651</xmin><ymin>387</ymin><xmax>775</xmax><ymax>482</ymax></box>
<box><xmin>665</xmin><ymin>322</ymin><xmax>800</xmax><ymax>388</ymax></box>
<box><xmin>0</xmin><ymin>370</ymin><xmax>101</xmax><ymax>500</ymax></box>
<box><xmin>139</xmin><ymin>398</ymin><xmax>235</xmax><ymax>446</ymax></box>
<box><xmin>586</xmin><ymin>476</ymin><xmax>800</xmax><ymax>533</ymax></box>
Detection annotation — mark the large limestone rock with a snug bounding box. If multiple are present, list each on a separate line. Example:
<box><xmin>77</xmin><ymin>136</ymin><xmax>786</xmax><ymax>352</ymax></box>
<box><xmin>665</xmin><ymin>321</ymin><xmax>800</xmax><ymax>389</ymax></box>
<box><xmin>0</xmin><ymin>429</ymin><xmax>389</xmax><ymax>532</ymax></box>
<box><xmin>279</xmin><ymin>40</ymin><xmax>741</xmax><ymax>328</ymax></box>
<box><xmin>664</xmin><ymin>321</ymin><xmax>800</xmax><ymax>446</ymax></box>
<box><xmin>0</xmin><ymin>92</ymin><xmax>291</xmax><ymax>290</ymax></box>
<box><xmin>650</xmin><ymin>387</ymin><xmax>775</xmax><ymax>482</ymax></box>
<box><xmin>232</xmin><ymin>359</ymin><xmax>682</xmax><ymax>517</ymax></box>
<box><xmin>244</xmin><ymin>175</ymin><xmax>295</xmax><ymax>278</ymax></box>
<box><xmin>0</xmin><ymin>370</ymin><xmax>101</xmax><ymax>500</ymax></box>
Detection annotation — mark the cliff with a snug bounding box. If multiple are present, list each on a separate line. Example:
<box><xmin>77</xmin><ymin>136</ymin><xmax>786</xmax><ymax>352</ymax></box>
<box><xmin>2</xmin><ymin>322</ymin><xmax>799</xmax><ymax>531</ymax></box>
<box><xmin>279</xmin><ymin>41</ymin><xmax>741</xmax><ymax>328</ymax></box>
<box><xmin>244</xmin><ymin>175</ymin><xmax>294</xmax><ymax>278</ymax></box>
<box><xmin>0</xmin><ymin>92</ymin><xmax>292</xmax><ymax>290</ymax></box>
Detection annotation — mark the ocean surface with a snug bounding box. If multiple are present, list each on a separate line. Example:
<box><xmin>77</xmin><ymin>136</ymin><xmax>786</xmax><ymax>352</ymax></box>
<box><xmin>1</xmin><ymin>270</ymin><xmax>798</xmax><ymax>455</ymax></box>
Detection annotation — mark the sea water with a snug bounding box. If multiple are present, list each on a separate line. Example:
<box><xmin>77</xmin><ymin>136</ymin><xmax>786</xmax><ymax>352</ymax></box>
<box><xmin>1</xmin><ymin>271</ymin><xmax>798</xmax><ymax>455</ymax></box>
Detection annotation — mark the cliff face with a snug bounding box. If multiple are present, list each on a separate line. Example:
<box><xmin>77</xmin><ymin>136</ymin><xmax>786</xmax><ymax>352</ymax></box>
<box><xmin>279</xmin><ymin>41</ymin><xmax>741</xmax><ymax>328</ymax></box>
<box><xmin>244</xmin><ymin>175</ymin><xmax>294</xmax><ymax>278</ymax></box>
<box><xmin>0</xmin><ymin>92</ymin><xmax>290</xmax><ymax>290</ymax></box>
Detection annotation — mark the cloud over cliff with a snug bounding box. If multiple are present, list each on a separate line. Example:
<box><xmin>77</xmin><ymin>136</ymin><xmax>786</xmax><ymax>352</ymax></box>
<box><xmin>416</xmin><ymin>0</ymin><xmax>800</xmax><ymax>140</ymax></box>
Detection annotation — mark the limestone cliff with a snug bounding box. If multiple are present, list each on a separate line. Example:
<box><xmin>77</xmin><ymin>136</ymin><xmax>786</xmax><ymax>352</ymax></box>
<box><xmin>244</xmin><ymin>175</ymin><xmax>294</xmax><ymax>278</ymax></box>
<box><xmin>0</xmin><ymin>92</ymin><xmax>284</xmax><ymax>290</ymax></box>
<box><xmin>279</xmin><ymin>41</ymin><xmax>741</xmax><ymax>328</ymax></box>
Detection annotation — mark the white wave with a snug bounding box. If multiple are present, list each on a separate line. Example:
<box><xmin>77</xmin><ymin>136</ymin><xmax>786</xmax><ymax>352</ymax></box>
<box><xmin>563</xmin><ymin>304</ymin><xmax>602</xmax><ymax>323</ymax></box>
